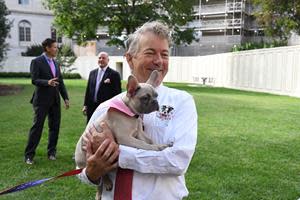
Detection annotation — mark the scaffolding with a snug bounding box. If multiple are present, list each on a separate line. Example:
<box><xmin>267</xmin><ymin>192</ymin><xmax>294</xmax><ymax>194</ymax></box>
<box><xmin>196</xmin><ymin>0</ymin><xmax>253</xmax><ymax>36</ymax></box>
<box><xmin>170</xmin><ymin>0</ymin><xmax>265</xmax><ymax>56</ymax></box>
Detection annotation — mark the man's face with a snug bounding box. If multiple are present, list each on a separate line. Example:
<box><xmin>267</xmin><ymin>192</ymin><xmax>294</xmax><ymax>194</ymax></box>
<box><xmin>127</xmin><ymin>32</ymin><xmax>169</xmax><ymax>84</ymax></box>
<box><xmin>46</xmin><ymin>42</ymin><xmax>58</xmax><ymax>58</ymax></box>
<box><xmin>98</xmin><ymin>53</ymin><xmax>109</xmax><ymax>68</ymax></box>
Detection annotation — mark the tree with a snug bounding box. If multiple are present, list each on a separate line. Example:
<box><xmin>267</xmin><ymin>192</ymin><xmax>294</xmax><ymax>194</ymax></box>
<box><xmin>253</xmin><ymin>0</ymin><xmax>300</xmax><ymax>42</ymax></box>
<box><xmin>0</xmin><ymin>0</ymin><xmax>11</xmax><ymax>65</ymax></box>
<box><xmin>56</xmin><ymin>44</ymin><xmax>77</xmax><ymax>73</ymax></box>
<box><xmin>44</xmin><ymin>0</ymin><xmax>196</xmax><ymax>47</ymax></box>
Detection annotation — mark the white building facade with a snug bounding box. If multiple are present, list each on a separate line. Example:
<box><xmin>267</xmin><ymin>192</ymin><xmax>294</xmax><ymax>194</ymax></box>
<box><xmin>4</xmin><ymin>0</ymin><xmax>65</xmax><ymax>56</ymax></box>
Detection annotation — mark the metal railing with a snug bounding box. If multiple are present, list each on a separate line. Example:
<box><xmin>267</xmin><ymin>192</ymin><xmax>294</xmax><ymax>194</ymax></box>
<box><xmin>201</xmin><ymin>19</ymin><xmax>242</xmax><ymax>29</ymax></box>
<box><xmin>193</xmin><ymin>2</ymin><xmax>246</xmax><ymax>15</ymax></box>
<box><xmin>199</xmin><ymin>35</ymin><xmax>242</xmax><ymax>44</ymax></box>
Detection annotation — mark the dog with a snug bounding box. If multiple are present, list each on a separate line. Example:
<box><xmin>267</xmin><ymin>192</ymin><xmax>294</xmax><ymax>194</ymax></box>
<box><xmin>75</xmin><ymin>70</ymin><xmax>169</xmax><ymax>200</ymax></box>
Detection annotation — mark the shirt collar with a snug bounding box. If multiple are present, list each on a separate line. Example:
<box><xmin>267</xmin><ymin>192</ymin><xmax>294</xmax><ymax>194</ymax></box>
<box><xmin>99</xmin><ymin>65</ymin><xmax>108</xmax><ymax>72</ymax></box>
<box><xmin>43</xmin><ymin>53</ymin><xmax>54</xmax><ymax>61</ymax></box>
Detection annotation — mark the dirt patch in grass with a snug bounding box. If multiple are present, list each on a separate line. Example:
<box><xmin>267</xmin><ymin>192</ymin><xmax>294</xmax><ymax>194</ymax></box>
<box><xmin>0</xmin><ymin>84</ymin><xmax>23</xmax><ymax>96</ymax></box>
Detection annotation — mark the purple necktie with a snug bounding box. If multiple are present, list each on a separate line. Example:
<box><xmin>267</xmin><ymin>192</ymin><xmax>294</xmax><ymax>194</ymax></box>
<box><xmin>48</xmin><ymin>59</ymin><xmax>56</xmax><ymax>77</ymax></box>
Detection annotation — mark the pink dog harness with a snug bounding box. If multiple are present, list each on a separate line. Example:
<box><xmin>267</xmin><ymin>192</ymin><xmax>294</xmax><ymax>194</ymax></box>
<box><xmin>108</xmin><ymin>97</ymin><xmax>137</xmax><ymax>117</ymax></box>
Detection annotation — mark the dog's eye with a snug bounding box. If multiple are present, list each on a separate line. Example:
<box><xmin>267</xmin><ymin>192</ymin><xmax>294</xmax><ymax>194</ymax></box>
<box><xmin>135</xmin><ymin>86</ymin><xmax>141</xmax><ymax>93</ymax></box>
<box><xmin>140</xmin><ymin>94</ymin><xmax>150</xmax><ymax>102</ymax></box>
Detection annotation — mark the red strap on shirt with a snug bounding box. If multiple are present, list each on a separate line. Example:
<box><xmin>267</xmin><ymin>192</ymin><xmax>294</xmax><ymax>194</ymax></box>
<box><xmin>114</xmin><ymin>168</ymin><xmax>134</xmax><ymax>200</ymax></box>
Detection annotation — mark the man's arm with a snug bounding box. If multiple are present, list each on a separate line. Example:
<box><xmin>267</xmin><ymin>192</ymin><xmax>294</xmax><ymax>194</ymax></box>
<box><xmin>84</xmin><ymin>72</ymin><xmax>93</xmax><ymax>107</ymax></box>
<box><xmin>85</xmin><ymin>138</ymin><xmax>119</xmax><ymax>183</ymax></box>
<box><xmin>112</xmin><ymin>72</ymin><xmax>122</xmax><ymax>95</ymax></box>
<box><xmin>77</xmin><ymin>125</ymin><xmax>119</xmax><ymax>185</ymax></box>
<box><xmin>57</xmin><ymin>65</ymin><xmax>69</xmax><ymax>101</ymax></box>
<box><xmin>82</xmin><ymin>72</ymin><xmax>93</xmax><ymax>115</ymax></box>
<box><xmin>118</xmin><ymin>94</ymin><xmax>197</xmax><ymax>175</ymax></box>
<box><xmin>77</xmin><ymin>104</ymin><xmax>119</xmax><ymax>185</ymax></box>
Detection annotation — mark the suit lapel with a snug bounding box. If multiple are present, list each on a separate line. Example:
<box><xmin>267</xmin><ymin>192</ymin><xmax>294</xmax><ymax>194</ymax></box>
<box><xmin>101</xmin><ymin>67</ymin><xmax>111</xmax><ymax>85</ymax></box>
<box><xmin>92</xmin><ymin>69</ymin><xmax>99</xmax><ymax>95</ymax></box>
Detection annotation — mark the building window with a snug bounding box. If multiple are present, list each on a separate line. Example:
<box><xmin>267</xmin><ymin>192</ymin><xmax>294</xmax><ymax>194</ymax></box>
<box><xmin>51</xmin><ymin>27</ymin><xmax>62</xmax><ymax>43</ymax></box>
<box><xmin>19</xmin><ymin>20</ymin><xmax>31</xmax><ymax>42</ymax></box>
<box><xmin>18</xmin><ymin>0</ymin><xmax>29</xmax><ymax>5</ymax></box>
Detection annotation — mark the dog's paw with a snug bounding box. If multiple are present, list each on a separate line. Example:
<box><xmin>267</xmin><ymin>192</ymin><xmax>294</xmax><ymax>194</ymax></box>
<box><xmin>104</xmin><ymin>182</ymin><xmax>113</xmax><ymax>191</ymax></box>
<box><xmin>157</xmin><ymin>144</ymin><xmax>169</xmax><ymax>151</ymax></box>
<box><xmin>103</xmin><ymin>176</ymin><xmax>113</xmax><ymax>191</ymax></box>
<box><xmin>168</xmin><ymin>141</ymin><xmax>174</xmax><ymax>147</ymax></box>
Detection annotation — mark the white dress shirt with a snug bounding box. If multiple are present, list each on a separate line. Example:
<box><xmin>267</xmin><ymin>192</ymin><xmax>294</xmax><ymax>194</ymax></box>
<box><xmin>78</xmin><ymin>84</ymin><xmax>198</xmax><ymax>200</ymax></box>
<box><xmin>94</xmin><ymin>66</ymin><xmax>108</xmax><ymax>102</ymax></box>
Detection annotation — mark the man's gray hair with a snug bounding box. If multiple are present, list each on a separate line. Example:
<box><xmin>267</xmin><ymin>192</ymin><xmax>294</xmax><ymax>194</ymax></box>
<box><xmin>125</xmin><ymin>21</ymin><xmax>171</xmax><ymax>55</ymax></box>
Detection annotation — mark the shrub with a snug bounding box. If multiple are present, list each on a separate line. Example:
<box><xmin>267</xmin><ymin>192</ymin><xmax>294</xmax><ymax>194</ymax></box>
<box><xmin>231</xmin><ymin>40</ymin><xmax>287</xmax><ymax>52</ymax></box>
<box><xmin>21</xmin><ymin>44</ymin><xmax>43</xmax><ymax>56</ymax></box>
<box><xmin>0</xmin><ymin>72</ymin><xmax>81</xmax><ymax>79</ymax></box>
<box><xmin>0</xmin><ymin>72</ymin><xmax>31</xmax><ymax>78</ymax></box>
<box><xmin>62</xmin><ymin>73</ymin><xmax>81</xmax><ymax>79</ymax></box>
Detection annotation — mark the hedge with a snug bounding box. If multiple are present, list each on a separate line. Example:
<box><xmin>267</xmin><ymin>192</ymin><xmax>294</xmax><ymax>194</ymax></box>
<box><xmin>0</xmin><ymin>72</ymin><xmax>82</xmax><ymax>79</ymax></box>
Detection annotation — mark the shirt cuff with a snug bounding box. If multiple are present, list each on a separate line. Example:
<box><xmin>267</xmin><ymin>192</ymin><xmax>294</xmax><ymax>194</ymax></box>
<box><xmin>77</xmin><ymin>167</ymin><xmax>102</xmax><ymax>186</ymax></box>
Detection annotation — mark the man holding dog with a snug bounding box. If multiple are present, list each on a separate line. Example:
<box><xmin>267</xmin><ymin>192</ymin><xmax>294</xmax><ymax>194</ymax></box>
<box><xmin>77</xmin><ymin>21</ymin><xmax>198</xmax><ymax>200</ymax></box>
<box><xmin>24</xmin><ymin>38</ymin><xmax>69</xmax><ymax>165</ymax></box>
<box><xmin>82</xmin><ymin>52</ymin><xmax>122</xmax><ymax>123</ymax></box>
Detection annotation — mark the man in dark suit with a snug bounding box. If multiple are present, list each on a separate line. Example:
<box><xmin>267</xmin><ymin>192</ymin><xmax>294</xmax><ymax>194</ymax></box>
<box><xmin>82</xmin><ymin>52</ymin><xmax>121</xmax><ymax>123</ymax></box>
<box><xmin>24</xmin><ymin>38</ymin><xmax>70</xmax><ymax>165</ymax></box>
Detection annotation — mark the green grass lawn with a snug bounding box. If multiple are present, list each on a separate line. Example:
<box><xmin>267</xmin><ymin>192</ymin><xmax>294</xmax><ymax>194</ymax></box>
<box><xmin>0</xmin><ymin>78</ymin><xmax>299</xmax><ymax>200</ymax></box>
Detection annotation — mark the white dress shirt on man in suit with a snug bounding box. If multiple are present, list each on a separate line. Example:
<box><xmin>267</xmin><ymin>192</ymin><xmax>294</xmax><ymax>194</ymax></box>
<box><xmin>94</xmin><ymin>66</ymin><xmax>107</xmax><ymax>102</ymax></box>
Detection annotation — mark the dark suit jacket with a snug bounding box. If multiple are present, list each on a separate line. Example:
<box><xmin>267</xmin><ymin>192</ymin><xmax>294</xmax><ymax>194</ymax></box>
<box><xmin>84</xmin><ymin>67</ymin><xmax>121</xmax><ymax>107</ymax></box>
<box><xmin>30</xmin><ymin>55</ymin><xmax>69</xmax><ymax>106</ymax></box>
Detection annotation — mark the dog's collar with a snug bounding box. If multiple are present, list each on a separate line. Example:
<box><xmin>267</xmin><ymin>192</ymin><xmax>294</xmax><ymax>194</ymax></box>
<box><xmin>109</xmin><ymin>97</ymin><xmax>138</xmax><ymax>117</ymax></box>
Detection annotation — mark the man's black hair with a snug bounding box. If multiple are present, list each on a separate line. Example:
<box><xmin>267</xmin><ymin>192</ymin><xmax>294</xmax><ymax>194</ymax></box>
<box><xmin>42</xmin><ymin>38</ymin><xmax>56</xmax><ymax>52</ymax></box>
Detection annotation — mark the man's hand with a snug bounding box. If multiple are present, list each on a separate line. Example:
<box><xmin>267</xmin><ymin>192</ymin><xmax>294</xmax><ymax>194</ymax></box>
<box><xmin>64</xmin><ymin>99</ymin><xmax>70</xmax><ymax>110</ymax></box>
<box><xmin>82</xmin><ymin>122</ymin><xmax>115</xmax><ymax>153</ymax></box>
<box><xmin>48</xmin><ymin>77</ymin><xmax>59</xmax><ymax>87</ymax></box>
<box><xmin>82</xmin><ymin>106</ymin><xmax>87</xmax><ymax>116</ymax></box>
<box><xmin>85</xmin><ymin>139</ymin><xmax>119</xmax><ymax>183</ymax></box>
<box><xmin>83</xmin><ymin>121</ymin><xmax>118</xmax><ymax>183</ymax></box>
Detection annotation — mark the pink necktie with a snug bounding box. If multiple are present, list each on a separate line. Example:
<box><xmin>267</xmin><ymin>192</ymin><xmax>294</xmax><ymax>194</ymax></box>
<box><xmin>49</xmin><ymin>59</ymin><xmax>56</xmax><ymax>77</ymax></box>
<box><xmin>114</xmin><ymin>168</ymin><xmax>133</xmax><ymax>200</ymax></box>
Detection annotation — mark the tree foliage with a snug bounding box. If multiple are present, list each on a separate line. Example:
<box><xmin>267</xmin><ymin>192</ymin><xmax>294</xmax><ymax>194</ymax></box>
<box><xmin>0</xmin><ymin>0</ymin><xmax>11</xmax><ymax>64</ymax></box>
<box><xmin>231</xmin><ymin>40</ymin><xmax>287</xmax><ymax>52</ymax></box>
<box><xmin>56</xmin><ymin>44</ymin><xmax>77</xmax><ymax>73</ymax></box>
<box><xmin>44</xmin><ymin>0</ymin><xmax>196</xmax><ymax>47</ymax></box>
<box><xmin>253</xmin><ymin>0</ymin><xmax>300</xmax><ymax>41</ymax></box>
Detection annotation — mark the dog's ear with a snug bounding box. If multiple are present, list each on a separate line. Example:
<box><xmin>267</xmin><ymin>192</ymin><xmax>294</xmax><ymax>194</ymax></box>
<box><xmin>127</xmin><ymin>75</ymin><xmax>139</xmax><ymax>97</ymax></box>
<box><xmin>146</xmin><ymin>70</ymin><xmax>160</xmax><ymax>88</ymax></box>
